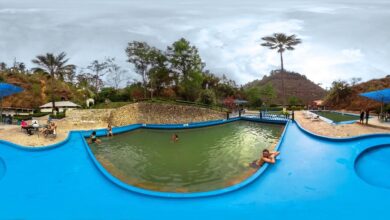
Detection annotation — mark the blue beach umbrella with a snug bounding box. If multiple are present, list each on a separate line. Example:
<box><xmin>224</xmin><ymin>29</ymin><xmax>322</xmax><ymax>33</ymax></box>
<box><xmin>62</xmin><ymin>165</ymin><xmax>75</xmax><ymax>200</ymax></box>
<box><xmin>0</xmin><ymin>82</ymin><xmax>24</xmax><ymax>118</ymax></box>
<box><xmin>0</xmin><ymin>82</ymin><xmax>23</xmax><ymax>99</ymax></box>
<box><xmin>360</xmin><ymin>88</ymin><xmax>390</xmax><ymax>114</ymax></box>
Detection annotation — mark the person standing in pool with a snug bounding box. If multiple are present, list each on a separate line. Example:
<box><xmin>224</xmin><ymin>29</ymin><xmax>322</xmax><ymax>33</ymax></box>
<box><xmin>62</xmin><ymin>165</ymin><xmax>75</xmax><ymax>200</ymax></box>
<box><xmin>360</xmin><ymin>110</ymin><xmax>365</xmax><ymax>124</ymax></box>
<box><xmin>365</xmin><ymin>110</ymin><xmax>370</xmax><ymax>125</ymax></box>
<box><xmin>90</xmin><ymin>131</ymin><xmax>101</xmax><ymax>144</ymax></box>
<box><xmin>107</xmin><ymin>123</ymin><xmax>113</xmax><ymax>137</ymax></box>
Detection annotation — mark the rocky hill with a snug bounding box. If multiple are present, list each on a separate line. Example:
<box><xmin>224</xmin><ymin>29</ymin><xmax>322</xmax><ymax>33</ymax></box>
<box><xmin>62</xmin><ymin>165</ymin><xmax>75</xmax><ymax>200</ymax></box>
<box><xmin>245</xmin><ymin>70</ymin><xmax>326</xmax><ymax>105</ymax></box>
<box><xmin>326</xmin><ymin>75</ymin><xmax>390</xmax><ymax>110</ymax></box>
<box><xmin>0</xmin><ymin>71</ymin><xmax>84</xmax><ymax>109</ymax></box>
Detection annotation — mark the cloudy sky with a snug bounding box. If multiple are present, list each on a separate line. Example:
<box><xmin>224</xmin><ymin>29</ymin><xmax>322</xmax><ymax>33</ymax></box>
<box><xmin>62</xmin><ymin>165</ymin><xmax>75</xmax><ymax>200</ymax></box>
<box><xmin>0</xmin><ymin>0</ymin><xmax>389</xmax><ymax>88</ymax></box>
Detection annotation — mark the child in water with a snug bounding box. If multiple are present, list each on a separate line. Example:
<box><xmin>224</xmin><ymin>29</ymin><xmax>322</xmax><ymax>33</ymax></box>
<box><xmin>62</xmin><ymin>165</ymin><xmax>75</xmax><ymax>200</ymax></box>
<box><xmin>89</xmin><ymin>131</ymin><xmax>101</xmax><ymax>144</ymax></box>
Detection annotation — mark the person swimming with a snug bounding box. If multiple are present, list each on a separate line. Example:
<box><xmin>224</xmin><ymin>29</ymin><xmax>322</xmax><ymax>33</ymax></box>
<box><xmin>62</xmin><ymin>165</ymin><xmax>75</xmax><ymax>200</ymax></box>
<box><xmin>171</xmin><ymin>134</ymin><xmax>179</xmax><ymax>142</ymax></box>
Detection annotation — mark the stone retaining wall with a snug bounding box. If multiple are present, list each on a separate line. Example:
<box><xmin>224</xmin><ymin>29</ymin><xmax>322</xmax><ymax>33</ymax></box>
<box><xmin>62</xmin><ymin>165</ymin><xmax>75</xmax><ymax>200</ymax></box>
<box><xmin>109</xmin><ymin>103</ymin><xmax>225</xmax><ymax>126</ymax></box>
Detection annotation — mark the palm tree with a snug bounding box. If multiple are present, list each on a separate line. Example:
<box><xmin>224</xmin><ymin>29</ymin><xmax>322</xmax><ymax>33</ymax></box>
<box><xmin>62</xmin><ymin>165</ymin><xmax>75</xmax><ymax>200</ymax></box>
<box><xmin>261</xmin><ymin>33</ymin><xmax>301</xmax><ymax>104</ymax></box>
<box><xmin>32</xmin><ymin>52</ymin><xmax>74</xmax><ymax>113</ymax></box>
<box><xmin>261</xmin><ymin>33</ymin><xmax>301</xmax><ymax>72</ymax></box>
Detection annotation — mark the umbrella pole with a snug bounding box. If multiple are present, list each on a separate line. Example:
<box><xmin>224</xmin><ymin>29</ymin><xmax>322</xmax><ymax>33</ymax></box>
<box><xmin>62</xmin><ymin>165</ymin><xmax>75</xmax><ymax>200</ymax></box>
<box><xmin>0</xmin><ymin>98</ymin><xmax>2</xmax><ymax>124</ymax></box>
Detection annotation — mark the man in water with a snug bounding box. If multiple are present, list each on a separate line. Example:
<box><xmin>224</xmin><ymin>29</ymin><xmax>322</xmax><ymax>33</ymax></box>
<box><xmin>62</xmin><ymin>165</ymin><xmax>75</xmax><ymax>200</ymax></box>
<box><xmin>261</xmin><ymin>149</ymin><xmax>280</xmax><ymax>164</ymax></box>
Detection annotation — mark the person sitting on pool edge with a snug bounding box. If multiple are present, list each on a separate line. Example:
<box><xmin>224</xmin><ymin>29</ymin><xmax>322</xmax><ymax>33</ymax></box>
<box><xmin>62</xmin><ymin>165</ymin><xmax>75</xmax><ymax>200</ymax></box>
<box><xmin>90</xmin><ymin>131</ymin><xmax>101</xmax><ymax>144</ymax></box>
<box><xmin>261</xmin><ymin>149</ymin><xmax>280</xmax><ymax>164</ymax></box>
<box><xmin>171</xmin><ymin>133</ymin><xmax>179</xmax><ymax>142</ymax></box>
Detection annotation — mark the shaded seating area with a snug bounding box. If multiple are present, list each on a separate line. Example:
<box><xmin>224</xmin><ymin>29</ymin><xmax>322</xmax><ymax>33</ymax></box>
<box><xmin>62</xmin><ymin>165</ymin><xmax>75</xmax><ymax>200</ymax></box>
<box><xmin>360</xmin><ymin>88</ymin><xmax>390</xmax><ymax>122</ymax></box>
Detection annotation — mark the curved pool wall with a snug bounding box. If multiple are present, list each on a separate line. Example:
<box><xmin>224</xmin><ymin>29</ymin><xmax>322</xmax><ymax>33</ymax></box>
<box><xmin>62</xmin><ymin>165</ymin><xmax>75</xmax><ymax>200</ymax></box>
<box><xmin>310</xmin><ymin>110</ymin><xmax>360</xmax><ymax>125</ymax></box>
<box><xmin>0</xmin><ymin>117</ymin><xmax>390</xmax><ymax>219</ymax></box>
<box><xmin>355</xmin><ymin>145</ymin><xmax>390</xmax><ymax>189</ymax></box>
<box><xmin>81</xmin><ymin>116</ymin><xmax>290</xmax><ymax>198</ymax></box>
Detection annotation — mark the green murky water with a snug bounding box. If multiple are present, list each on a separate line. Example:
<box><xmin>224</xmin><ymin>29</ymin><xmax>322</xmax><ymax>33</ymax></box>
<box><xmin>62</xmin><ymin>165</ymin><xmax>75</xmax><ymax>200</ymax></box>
<box><xmin>90</xmin><ymin>121</ymin><xmax>283</xmax><ymax>193</ymax></box>
<box><xmin>312</xmin><ymin>111</ymin><xmax>360</xmax><ymax>123</ymax></box>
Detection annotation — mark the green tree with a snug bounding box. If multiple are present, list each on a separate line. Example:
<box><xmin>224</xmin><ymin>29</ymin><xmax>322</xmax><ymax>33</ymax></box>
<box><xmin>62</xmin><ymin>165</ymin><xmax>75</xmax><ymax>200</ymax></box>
<box><xmin>325</xmin><ymin>80</ymin><xmax>352</xmax><ymax>105</ymax></box>
<box><xmin>197</xmin><ymin>89</ymin><xmax>217</xmax><ymax>105</ymax></box>
<box><xmin>148</xmin><ymin>48</ymin><xmax>170</xmax><ymax>98</ymax></box>
<box><xmin>261</xmin><ymin>33</ymin><xmax>301</xmax><ymax>103</ymax></box>
<box><xmin>167</xmin><ymin>38</ymin><xmax>205</xmax><ymax>99</ymax></box>
<box><xmin>288</xmin><ymin>96</ymin><xmax>301</xmax><ymax>106</ymax></box>
<box><xmin>259</xmin><ymin>83</ymin><xmax>277</xmax><ymax>106</ymax></box>
<box><xmin>261</xmin><ymin>33</ymin><xmax>301</xmax><ymax>72</ymax></box>
<box><xmin>244</xmin><ymin>87</ymin><xmax>263</xmax><ymax>107</ymax></box>
<box><xmin>87</xmin><ymin>58</ymin><xmax>109</xmax><ymax>92</ymax></box>
<box><xmin>32</xmin><ymin>52</ymin><xmax>74</xmax><ymax>112</ymax></box>
<box><xmin>125</xmin><ymin>41</ymin><xmax>152</xmax><ymax>98</ymax></box>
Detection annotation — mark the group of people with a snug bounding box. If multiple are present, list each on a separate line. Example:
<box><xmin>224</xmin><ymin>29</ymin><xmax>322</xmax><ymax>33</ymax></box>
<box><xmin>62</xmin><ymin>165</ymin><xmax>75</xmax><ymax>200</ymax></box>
<box><xmin>360</xmin><ymin>110</ymin><xmax>370</xmax><ymax>125</ymax></box>
<box><xmin>21</xmin><ymin>119</ymin><xmax>57</xmax><ymax>137</ymax></box>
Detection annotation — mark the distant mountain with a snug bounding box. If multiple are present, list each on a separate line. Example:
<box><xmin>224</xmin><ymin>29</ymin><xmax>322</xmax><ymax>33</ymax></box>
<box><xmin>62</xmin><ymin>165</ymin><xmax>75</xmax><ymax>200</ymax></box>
<box><xmin>325</xmin><ymin>75</ymin><xmax>390</xmax><ymax>110</ymax></box>
<box><xmin>245</xmin><ymin>70</ymin><xmax>326</xmax><ymax>105</ymax></box>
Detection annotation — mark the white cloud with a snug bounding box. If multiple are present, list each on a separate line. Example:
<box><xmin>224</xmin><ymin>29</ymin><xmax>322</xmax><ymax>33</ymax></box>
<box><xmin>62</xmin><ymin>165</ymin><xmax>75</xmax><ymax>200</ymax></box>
<box><xmin>0</xmin><ymin>0</ymin><xmax>389</xmax><ymax>88</ymax></box>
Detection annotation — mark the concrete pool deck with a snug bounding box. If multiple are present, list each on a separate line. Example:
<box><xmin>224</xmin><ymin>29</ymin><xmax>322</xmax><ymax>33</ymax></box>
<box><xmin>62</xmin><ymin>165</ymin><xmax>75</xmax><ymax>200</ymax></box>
<box><xmin>0</xmin><ymin>118</ymin><xmax>389</xmax><ymax>219</ymax></box>
<box><xmin>295</xmin><ymin>111</ymin><xmax>389</xmax><ymax>137</ymax></box>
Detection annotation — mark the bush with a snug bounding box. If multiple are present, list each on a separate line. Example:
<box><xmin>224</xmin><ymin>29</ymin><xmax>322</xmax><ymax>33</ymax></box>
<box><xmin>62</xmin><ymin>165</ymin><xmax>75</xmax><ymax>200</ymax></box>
<box><xmin>32</xmin><ymin>112</ymin><xmax>50</xmax><ymax>117</ymax></box>
<box><xmin>259</xmin><ymin>107</ymin><xmax>283</xmax><ymax>111</ymax></box>
<box><xmin>13</xmin><ymin>115</ymin><xmax>32</xmax><ymax>121</ymax></box>
<box><xmin>49</xmin><ymin>112</ymin><xmax>66</xmax><ymax>119</ymax></box>
<box><xmin>197</xmin><ymin>90</ymin><xmax>217</xmax><ymax>105</ymax></box>
<box><xmin>288</xmin><ymin>106</ymin><xmax>304</xmax><ymax>111</ymax></box>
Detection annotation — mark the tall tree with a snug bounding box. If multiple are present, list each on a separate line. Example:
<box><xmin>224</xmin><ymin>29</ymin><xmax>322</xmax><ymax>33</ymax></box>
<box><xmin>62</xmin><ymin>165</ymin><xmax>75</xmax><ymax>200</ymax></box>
<box><xmin>125</xmin><ymin>41</ymin><xmax>152</xmax><ymax>98</ymax></box>
<box><xmin>32</xmin><ymin>52</ymin><xmax>74</xmax><ymax>112</ymax></box>
<box><xmin>167</xmin><ymin>38</ymin><xmax>205</xmax><ymax>100</ymax></box>
<box><xmin>87</xmin><ymin>58</ymin><xmax>109</xmax><ymax>92</ymax></box>
<box><xmin>261</xmin><ymin>33</ymin><xmax>301</xmax><ymax>104</ymax></box>
<box><xmin>148</xmin><ymin>48</ymin><xmax>170</xmax><ymax>98</ymax></box>
<box><xmin>106</xmin><ymin>58</ymin><xmax>127</xmax><ymax>90</ymax></box>
<box><xmin>261</xmin><ymin>33</ymin><xmax>301</xmax><ymax>72</ymax></box>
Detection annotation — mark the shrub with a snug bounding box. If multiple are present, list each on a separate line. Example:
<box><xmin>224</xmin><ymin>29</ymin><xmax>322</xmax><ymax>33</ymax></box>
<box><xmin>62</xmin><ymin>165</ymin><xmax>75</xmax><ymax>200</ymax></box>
<box><xmin>197</xmin><ymin>90</ymin><xmax>217</xmax><ymax>105</ymax></box>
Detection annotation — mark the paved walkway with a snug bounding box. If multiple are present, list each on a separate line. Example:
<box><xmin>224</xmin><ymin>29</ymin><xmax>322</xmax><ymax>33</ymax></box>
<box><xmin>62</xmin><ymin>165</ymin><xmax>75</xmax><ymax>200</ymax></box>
<box><xmin>295</xmin><ymin>111</ymin><xmax>389</xmax><ymax>137</ymax></box>
<box><xmin>0</xmin><ymin>121</ymin><xmax>389</xmax><ymax>219</ymax></box>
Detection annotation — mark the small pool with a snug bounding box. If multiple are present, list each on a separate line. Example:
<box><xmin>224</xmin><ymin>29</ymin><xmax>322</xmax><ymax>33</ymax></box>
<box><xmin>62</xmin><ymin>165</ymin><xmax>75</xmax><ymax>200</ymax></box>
<box><xmin>89</xmin><ymin>121</ymin><xmax>284</xmax><ymax>193</ymax></box>
<box><xmin>310</xmin><ymin>110</ymin><xmax>360</xmax><ymax>124</ymax></box>
<box><xmin>355</xmin><ymin>145</ymin><xmax>390</xmax><ymax>189</ymax></box>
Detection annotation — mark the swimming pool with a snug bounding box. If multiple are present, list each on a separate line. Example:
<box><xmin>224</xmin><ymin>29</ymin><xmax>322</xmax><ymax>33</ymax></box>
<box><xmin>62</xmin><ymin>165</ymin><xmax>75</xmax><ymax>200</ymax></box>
<box><xmin>90</xmin><ymin>121</ymin><xmax>284</xmax><ymax>193</ymax></box>
<box><xmin>0</xmin><ymin>117</ymin><xmax>389</xmax><ymax>219</ymax></box>
<box><xmin>310</xmin><ymin>110</ymin><xmax>360</xmax><ymax>124</ymax></box>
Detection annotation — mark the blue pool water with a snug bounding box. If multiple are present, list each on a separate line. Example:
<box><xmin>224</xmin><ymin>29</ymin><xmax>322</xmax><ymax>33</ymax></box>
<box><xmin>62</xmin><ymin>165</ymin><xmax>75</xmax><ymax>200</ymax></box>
<box><xmin>355</xmin><ymin>145</ymin><xmax>390</xmax><ymax>189</ymax></box>
<box><xmin>0</xmin><ymin>157</ymin><xmax>5</xmax><ymax>181</ymax></box>
<box><xmin>0</xmin><ymin>117</ymin><xmax>389</xmax><ymax>219</ymax></box>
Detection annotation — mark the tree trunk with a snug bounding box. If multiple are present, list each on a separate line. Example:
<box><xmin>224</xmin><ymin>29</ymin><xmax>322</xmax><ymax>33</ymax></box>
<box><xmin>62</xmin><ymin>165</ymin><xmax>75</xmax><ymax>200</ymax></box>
<box><xmin>280</xmin><ymin>52</ymin><xmax>286</xmax><ymax>105</ymax></box>
<box><xmin>280</xmin><ymin>51</ymin><xmax>284</xmax><ymax>72</ymax></box>
<box><xmin>51</xmin><ymin>72</ymin><xmax>56</xmax><ymax>114</ymax></box>
<box><xmin>143</xmin><ymin>69</ymin><xmax>147</xmax><ymax>99</ymax></box>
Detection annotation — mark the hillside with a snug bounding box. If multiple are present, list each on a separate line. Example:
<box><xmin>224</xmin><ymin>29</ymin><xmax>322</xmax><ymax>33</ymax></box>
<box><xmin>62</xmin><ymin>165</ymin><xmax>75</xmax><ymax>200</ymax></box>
<box><xmin>325</xmin><ymin>75</ymin><xmax>390</xmax><ymax>110</ymax></box>
<box><xmin>245</xmin><ymin>70</ymin><xmax>326</xmax><ymax>105</ymax></box>
<box><xmin>0</xmin><ymin>71</ymin><xmax>84</xmax><ymax>109</ymax></box>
